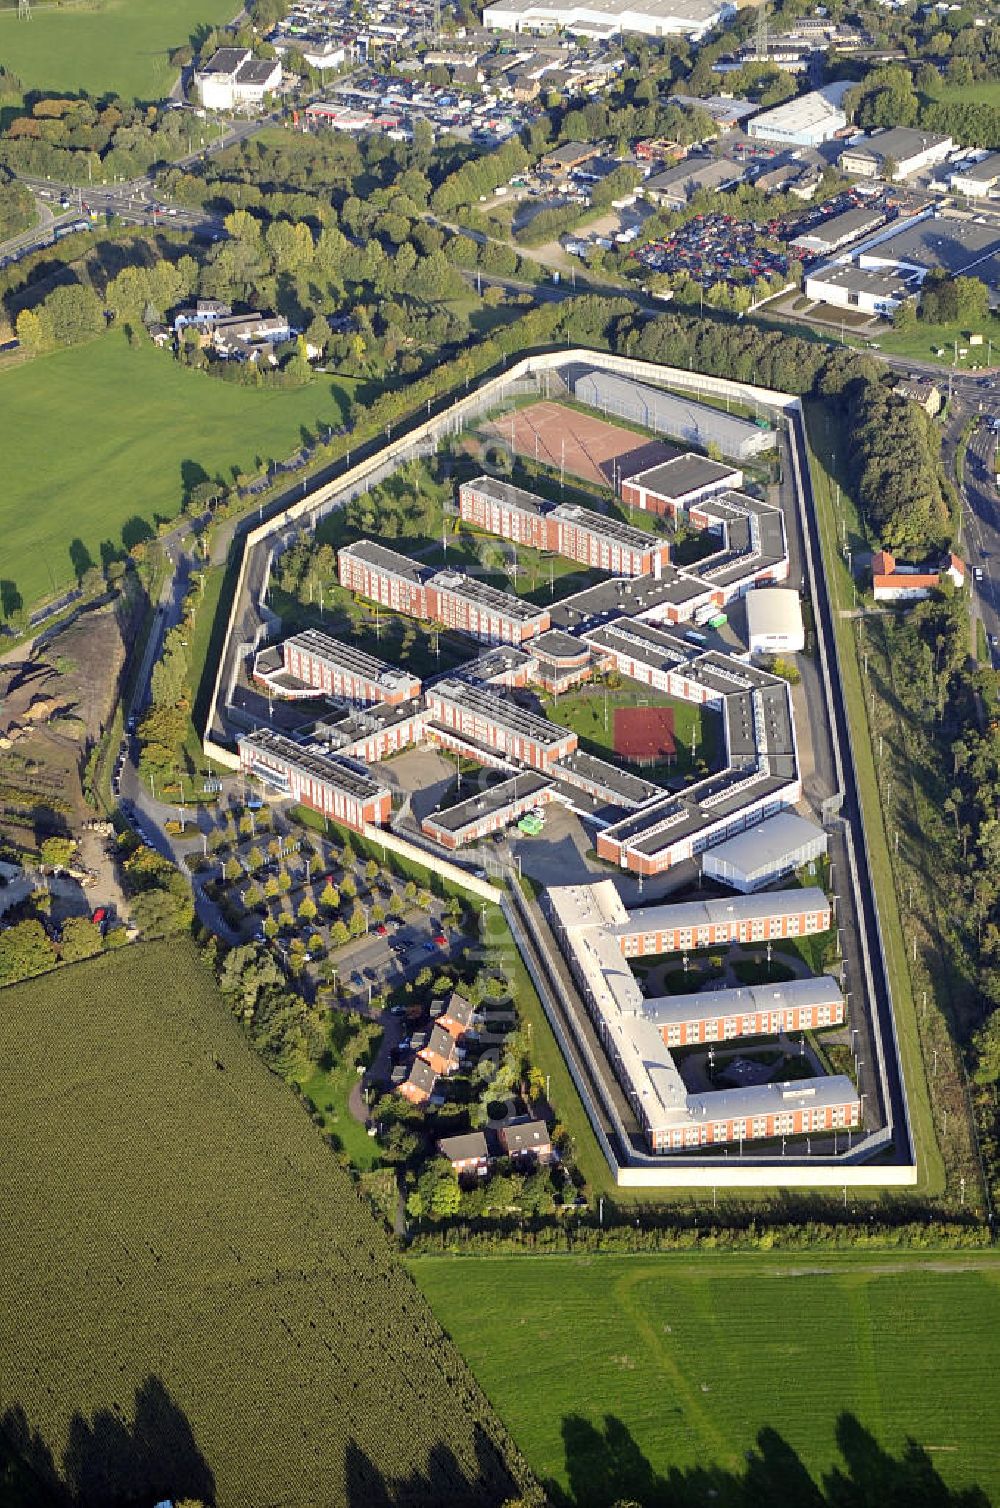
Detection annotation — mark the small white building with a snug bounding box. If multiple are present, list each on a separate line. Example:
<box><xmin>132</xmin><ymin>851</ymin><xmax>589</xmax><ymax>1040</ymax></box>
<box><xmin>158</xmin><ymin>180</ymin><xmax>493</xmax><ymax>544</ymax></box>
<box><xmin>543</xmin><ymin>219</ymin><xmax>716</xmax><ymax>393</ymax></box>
<box><xmin>949</xmin><ymin>151</ymin><xmax>1000</xmax><ymax>199</ymax></box>
<box><xmin>195</xmin><ymin>47</ymin><xmax>282</xmax><ymax>110</ymax></box>
<box><xmin>745</xmin><ymin>588</ymin><xmax>805</xmax><ymax>655</ymax></box>
<box><xmin>702</xmin><ymin>810</ymin><xmax>828</xmax><ymax>892</ymax></box>
<box><xmin>803</xmin><ymin>262</ymin><xmax>917</xmax><ymax>316</ymax></box>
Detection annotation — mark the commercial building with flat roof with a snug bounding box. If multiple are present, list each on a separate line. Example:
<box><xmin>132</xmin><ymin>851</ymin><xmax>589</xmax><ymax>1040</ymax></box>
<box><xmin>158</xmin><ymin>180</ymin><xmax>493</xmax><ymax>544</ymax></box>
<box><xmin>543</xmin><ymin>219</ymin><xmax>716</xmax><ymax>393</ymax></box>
<box><xmin>790</xmin><ymin>203</ymin><xmax>887</xmax><ymax>256</ymax></box>
<box><xmin>951</xmin><ymin>152</ymin><xmax>1000</xmax><ymax>198</ymax></box>
<box><xmin>482</xmin><ymin>0</ymin><xmax>732</xmax><ymax>41</ymax></box>
<box><xmin>702</xmin><ymin>809</ymin><xmax>827</xmax><ymax>891</ymax></box>
<box><xmin>237</xmin><ymin>728</ymin><xmax>392</xmax><ymax>831</ymax></box>
<box><xmin>573</xmin><ymin>370</ymin><xmax>775</xmax><ymax>461</ymax></box>
<box><xmin>839</xmin><ymin>127</ymin><xmax>952</xmax><ymax>181</ymax></box>
<box><xmin>803</xmin><ymin>263</ymin><xmax>918</xmax><ymax>316</ymax></box>
<box><xmin>747</xmin><ymin>85</ymin><xmax>849</xmax><ymax>147</ymax></box>
<box><xmin>547</xmin><ymin>880</ymin><xmax>858</xmax><ymax>1153</ymax></box>
<box><xmin>856</xmin><ymin>213</ymin><xmax>1000</xmax><ymax>296</ymax></box>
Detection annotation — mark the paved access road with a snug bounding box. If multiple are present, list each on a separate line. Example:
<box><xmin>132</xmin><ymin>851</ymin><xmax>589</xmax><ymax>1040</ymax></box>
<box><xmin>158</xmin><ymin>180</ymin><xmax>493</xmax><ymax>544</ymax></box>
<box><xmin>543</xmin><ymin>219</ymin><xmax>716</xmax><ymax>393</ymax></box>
<box><xmin>960</xmin><ymin>417</ymin><xmax>1000</xmax><ymax>666</ymax></box>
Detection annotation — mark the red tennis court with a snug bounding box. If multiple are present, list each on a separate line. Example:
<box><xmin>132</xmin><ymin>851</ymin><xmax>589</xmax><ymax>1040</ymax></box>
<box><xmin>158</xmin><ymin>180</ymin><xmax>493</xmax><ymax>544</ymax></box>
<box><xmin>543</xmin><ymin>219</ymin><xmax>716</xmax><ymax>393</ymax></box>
<box><xmin>614</xmin><ymin>704</ymin><xmax>676</xmax><ymax>764</ymax></box>
<box><xmin>484</xmin><ymin>401</ymin><xmax>674</xmax><ymax>488</ymax></box>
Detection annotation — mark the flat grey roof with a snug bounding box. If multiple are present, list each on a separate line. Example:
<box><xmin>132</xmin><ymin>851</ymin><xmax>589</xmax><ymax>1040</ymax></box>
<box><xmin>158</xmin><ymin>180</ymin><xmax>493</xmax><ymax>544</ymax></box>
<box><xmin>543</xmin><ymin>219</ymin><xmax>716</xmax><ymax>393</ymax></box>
<box><xmin>613</xmin><ymin>884</ymin><xmax>829</xmax><ymax>938</ymax></box>
<box><xmin>629</xmin><ymin>453</ymin><xmax>741</xmax><ymax>499</ymax></box>
<box><xmin>239</xmin><ymin>728</ymin><xmax>389</xmax><ymax>802</ymax></box>
<box><xmin>339</xmin><ymin>540</ymin><xmax>427</xmax><ymax>586</ymax></box>
<box><xmin>807</xmin><ymin>264</ymin><xmax>914</xmax><ymax>298</ymax></box>
<box><xmin>954</xmin><ymin>151</ymin><xmax>1000</xmax><ymax>184</ymax></box>
<box><xmin>430</xmin><ymin>568</ymin><xmax>549</xmax><ymax>624</ymax></box>
<box><xmin>863</xmin><ymin>213</ymin><xmax>1000</xmax><ymax>276</ymax></box>
<box><xmin>423</xmin><ymin>770</ymin><xmax>551</xmax><ymax>833</ymax></box>
<box><xmin>642</xmin><ymin>974</ymin><xmax>843</xmax><ymax>1028</ymax></box>
<box><xmin>531</xmin><ymin>628</ymin><xmax>592</xmax><ymax>661</ymax></box>
<box><xmin>286</xmin><ymin>628</ymin><xmax>417</xmax><ymax>689</ymax></box>
<box><xmin>551</xmin><ymin>570</ymin><xmax>710</xmax><ymax>630</ymax></box>
<box><xmin>551</xmin><ymin>500</ymin><xmax>662</xmax><ymax>552</ymax></box>
<box><xmin>460</xmin><ymin>645</ymin><xmax>534</xmax><ymax>682</ymax></box>
<box><xmin>431</xmin><ymin>677</ymin><xmax>569</xmax><ymax>745</ymax></box>
<box><xmin>791</xmin><ymin>203</ymin><xmax>885</xmax><ymax>248</ymax></box>
<box><xmin>843</xmin><ymin>126</ymin><xmax>951</xmax><ymax>164</ymax></box>
<box><xmin>554</xmin><ymin>747</ymin><xmax>663</xmax><ymax>806</ymax></box>
<box><xmin>464</xmin><ymin>474</ymin><xmax>548</xmax><ymax>517</ymax></box>
<box><xmin>704</xmin><ymin>809</ymin><xmax>826</xmax><ymax>871</ymax></box>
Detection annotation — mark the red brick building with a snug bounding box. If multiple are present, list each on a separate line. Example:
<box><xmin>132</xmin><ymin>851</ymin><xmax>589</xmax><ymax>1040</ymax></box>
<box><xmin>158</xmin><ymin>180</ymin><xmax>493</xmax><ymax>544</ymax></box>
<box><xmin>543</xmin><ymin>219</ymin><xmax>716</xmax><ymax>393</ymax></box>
<box><xmin>459</xmin><ymin>476</ymin><xmax>672</xmax><ymax>578</ymax></box>
<box><xmin>425</xmin><ymin>678</ymin><xmax>577</xmax><ymax>772</ymax></box>
<box><xmin>237</xmin><ymin>729</ymin><xmax>391</xmax><ymax>832</ymax></box>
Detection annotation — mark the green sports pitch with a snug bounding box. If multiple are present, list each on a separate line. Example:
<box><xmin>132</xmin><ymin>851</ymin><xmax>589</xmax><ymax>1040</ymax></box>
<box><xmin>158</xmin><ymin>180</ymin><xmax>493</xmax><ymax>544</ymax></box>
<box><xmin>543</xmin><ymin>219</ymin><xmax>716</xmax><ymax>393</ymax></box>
<box><xmin>0</xmin><ymin>333</ymin><xmax>361</xmax><ymax>615</ymax></box>
<box><xmin>414</xmin><ymin>1251</ymin><xmax>1000</xmax><ymax>1507</ymax></box>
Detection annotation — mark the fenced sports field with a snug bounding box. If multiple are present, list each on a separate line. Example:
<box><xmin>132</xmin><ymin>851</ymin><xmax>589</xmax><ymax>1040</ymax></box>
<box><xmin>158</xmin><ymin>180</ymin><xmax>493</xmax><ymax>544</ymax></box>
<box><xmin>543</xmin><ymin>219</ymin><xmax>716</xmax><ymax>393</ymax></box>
<box><xmin>613</xmin><ymin>703</ymin><xmax>677</xmax><ymax>766</ymax></box>
<box><xmin>484</xmin><ymin>401</ymin><xmax>674</xmax><ymax>488</ymax></box>
<box><xmin>543</xmin><ymin>686</ymin><xmax>716</xmax><ymax>779</ymax></box>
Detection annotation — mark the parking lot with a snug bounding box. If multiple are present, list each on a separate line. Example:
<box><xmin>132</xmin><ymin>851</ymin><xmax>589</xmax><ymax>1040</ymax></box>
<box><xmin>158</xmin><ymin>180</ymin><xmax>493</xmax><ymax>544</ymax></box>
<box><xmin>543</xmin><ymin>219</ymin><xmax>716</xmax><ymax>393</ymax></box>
<box><xmin>633</xmin><ymin>212</ymin><xmax>790</xmax><ymax>290</ymax></box>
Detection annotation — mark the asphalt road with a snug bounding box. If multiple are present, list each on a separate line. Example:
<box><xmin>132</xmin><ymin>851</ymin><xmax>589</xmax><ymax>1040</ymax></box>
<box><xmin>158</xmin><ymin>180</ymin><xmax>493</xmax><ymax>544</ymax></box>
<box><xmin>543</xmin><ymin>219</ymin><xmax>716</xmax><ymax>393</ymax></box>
<box><xmin>959</xmin><ymin>417</ymin><xmax>1000</xmax><ymax>665</ymax></box>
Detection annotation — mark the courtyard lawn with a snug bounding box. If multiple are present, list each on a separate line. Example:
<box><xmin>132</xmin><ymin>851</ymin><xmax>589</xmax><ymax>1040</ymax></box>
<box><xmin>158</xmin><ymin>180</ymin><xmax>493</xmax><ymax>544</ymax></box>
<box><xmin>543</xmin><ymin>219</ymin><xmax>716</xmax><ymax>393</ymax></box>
<box><xmin>541</xmin><ymin>685</ymin><xmax>717</xmax><ymax>779</ymax></box>
<box><xmin>412</xmin><ymin>1250</ymin><xmax>1000</xmax><ymax>1508</ymax></box>
<box><xmin>0</xmin><ymin>333</ymin><xmax>361</xmax><ymax>615</ymax></box>
<box><xmin>0</xmin><ymin>0</ymin><xmax>235</xmax><ymax>104</ymax></box>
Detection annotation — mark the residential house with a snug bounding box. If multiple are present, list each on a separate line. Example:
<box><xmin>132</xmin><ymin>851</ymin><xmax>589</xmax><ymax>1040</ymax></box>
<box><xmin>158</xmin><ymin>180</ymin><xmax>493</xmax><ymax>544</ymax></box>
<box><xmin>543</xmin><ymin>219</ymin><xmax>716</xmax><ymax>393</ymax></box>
<box><xmin>439</xmin><ymin>991</ymin><xmax>477</xmax><ymax>1039</ymax></box>
<box><xmin>420</xmin><ymin>1024</ymin><xmax>464</xmax><ymax>1076</ymax></box>
<box><xmin>438</xmin><ymin>1131</ymin><xmax>491</xmax><ymax>1176</ymax></box>
<box><xmin>500</xmin><ymin>1117</ymin><xmax>554</xmax><ymax>1163</ymax></box>
<box><xmin>398</xmin><ymin>1057</ymin><xmax>438</xmax><ymax>1105</ymax></box>
<box><xmin>872</xmin><ymin>549</ymin><xmax>965</xmax><ymax>602</ymax></box>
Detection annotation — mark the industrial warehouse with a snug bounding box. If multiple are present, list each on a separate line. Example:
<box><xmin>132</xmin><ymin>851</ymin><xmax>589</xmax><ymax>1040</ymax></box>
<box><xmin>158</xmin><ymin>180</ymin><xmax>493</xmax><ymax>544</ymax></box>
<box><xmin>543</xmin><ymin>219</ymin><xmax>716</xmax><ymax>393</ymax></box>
<box><xmin>200</xmin><ymin>347</ymin><xmax>913</xmax><ymax>1185</ymax></box>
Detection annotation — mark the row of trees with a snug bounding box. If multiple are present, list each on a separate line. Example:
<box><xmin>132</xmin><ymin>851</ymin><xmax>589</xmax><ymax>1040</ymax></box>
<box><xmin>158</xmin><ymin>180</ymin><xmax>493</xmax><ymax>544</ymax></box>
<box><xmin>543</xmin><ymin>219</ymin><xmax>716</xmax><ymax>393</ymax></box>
<box><xmin>0</xmin><ymin>96</ymin><xmax>204</xmax><ymax>184</ymax></box>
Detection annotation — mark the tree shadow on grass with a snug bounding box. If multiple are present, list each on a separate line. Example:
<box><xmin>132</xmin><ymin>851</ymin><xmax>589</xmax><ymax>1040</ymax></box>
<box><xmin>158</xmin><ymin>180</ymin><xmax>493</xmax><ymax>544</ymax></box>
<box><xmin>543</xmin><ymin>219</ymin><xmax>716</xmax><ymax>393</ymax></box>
<box><xmin>0</xmin><ymin>1377</ymin><xmax>215</xmax><ymax>1508</ymax></box>
<box><xmin>552</xmin><ymin>1412</ymin><xmax>991</xmax><ymax>1508</ymax></box>
<box><xmin>342</xmin><ymin>1420</ymin><xmax>528</xmax><ymax>1508</ymax></box>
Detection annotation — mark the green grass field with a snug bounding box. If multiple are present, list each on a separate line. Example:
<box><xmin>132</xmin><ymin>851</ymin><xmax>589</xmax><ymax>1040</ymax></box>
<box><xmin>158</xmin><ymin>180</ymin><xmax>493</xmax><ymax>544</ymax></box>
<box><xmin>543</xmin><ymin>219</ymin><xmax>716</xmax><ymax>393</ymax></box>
<box><xmin>864</xmin><ymin>315</ymin><xmax>1000</xmax><ymax>367</ymax></box>
<box><xmin>0</xmin><ymin>0</ymin><xmax>234</xmax><ymax>104</ymax></box>
<box><xmin>541</xmin><ymin>685</ymin><xmax>718</xmax><ymax>779</ymax></box>
<box><xmin>413</xmin><ymin>1251</ymin><xmax>1000</xmax><ymax>1507</ymax></box>
<box><xmin>803</xmin><ymin>399</ymin><xmax>944</xmax><ymax>1198</ymax></box>
<box><xmin>0</xmin><ymin>334</ymin><xmax>361</xmax><ymax>614</ymax></box>
<box><xmin>0</xmin><ymin>942</ymin><xmax>532</xmax><ymax>1507</ymax></box>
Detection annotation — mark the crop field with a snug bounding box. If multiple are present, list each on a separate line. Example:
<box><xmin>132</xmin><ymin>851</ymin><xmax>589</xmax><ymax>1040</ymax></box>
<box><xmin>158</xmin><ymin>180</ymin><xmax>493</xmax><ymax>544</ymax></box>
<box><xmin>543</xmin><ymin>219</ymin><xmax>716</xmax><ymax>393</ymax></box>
<box><xmin>414</xmin><ymin>1252</ymin><xmax>1000</xmax><ymax>1507</ymax></box>
<box><xmin>0</xmin><ymin>0</ymin><xmax>235</xmax><ymax>104</ymax></box>
<box><xmin>0</xmin><ymin>334</ymin><xmax>361</xmax><ymax>616</ymax></box>
<box><xmin>0</xmin><ymin>943</ymin><xmax>532</xmax><ymax>1508</ymax></box>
